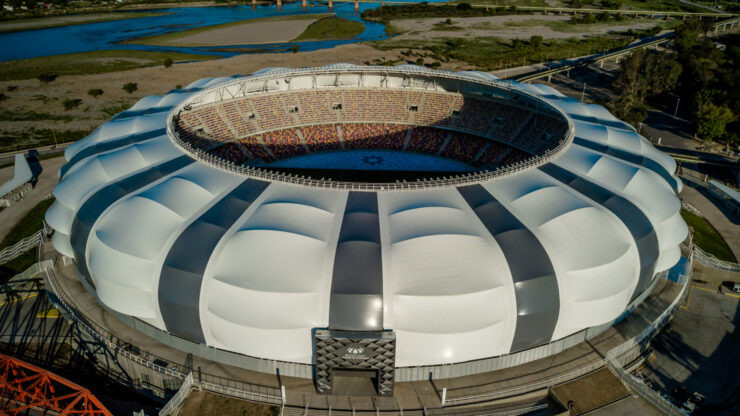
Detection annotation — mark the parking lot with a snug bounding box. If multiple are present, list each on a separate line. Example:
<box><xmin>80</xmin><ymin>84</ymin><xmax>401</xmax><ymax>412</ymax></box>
<box><xmin>640</xmin><ymin>285</ymin><xmax>739</xmax><ymax>415</ymax></box>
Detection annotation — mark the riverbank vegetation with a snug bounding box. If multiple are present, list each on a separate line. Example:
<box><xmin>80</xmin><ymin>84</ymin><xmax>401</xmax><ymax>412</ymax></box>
<box><xmin>362</xmin><ymin>3</ymin><xmax>531</xmax><ymax>22</ymax></box>
<box><xmin>0</xmin><ymin>50</ymin><xmax>216</xmax><ymax>81</ymax></box>
<box><xmin>293</xmin><ymin>16</ymin><xmax>365</xmax><ymax>41</ymax></box>
<box><xmin>0</xmin><ymin>11</ymin><xmax>167</xmax><ymax>33</ymax></box>
<box><xmin>370</xmin><ymin>35</ymin><xmax>631</xmax><ymax>71</ymax></box>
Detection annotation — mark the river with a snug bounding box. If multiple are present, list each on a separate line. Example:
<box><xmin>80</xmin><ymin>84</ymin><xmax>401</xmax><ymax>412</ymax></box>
<box><xmin>0</xmin><ymin>1</ymin><xmax>421</xmax><ymax>62</ymax></box>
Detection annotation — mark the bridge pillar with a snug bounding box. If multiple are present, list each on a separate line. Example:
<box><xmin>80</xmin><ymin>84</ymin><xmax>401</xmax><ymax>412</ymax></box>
<box><xmin>682</xmin><ymin>14</ymin><xmax>686</xmax><ymax>20</ymax></box>
<box><xmin>302</xmin><ymin>0</ymin><xmax>306</xmax><ymax>6</ymax></box>
<box><xmin>277</xmin><ymin>0</ymin><xmax>281</xmax><ymax>10</ymax></box>
<box><xmin>328</xmin><ymin>0</ymin><xmax>333</xmax><ymax>10</ymax></box>
<box><xmin>547</xmin><ymin>74</ymin><xmax>552</xmax><ymax>83</ymax></box>
<box><xmin>599</xmin><ymin>60</ymin><xmax>604</xmax><ymax>68</ymax></box>
<box><xmin>355</xmin><ymin>1</ymin><xmax>359</xmax><ymax>12</ymax></box>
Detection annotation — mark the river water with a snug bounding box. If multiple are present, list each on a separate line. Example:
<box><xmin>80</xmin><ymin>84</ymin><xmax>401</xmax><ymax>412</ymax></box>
<box><xmin>0</xmin><ymin>1</ymin><xmax>422</xmax><ymax>62</ymax></box>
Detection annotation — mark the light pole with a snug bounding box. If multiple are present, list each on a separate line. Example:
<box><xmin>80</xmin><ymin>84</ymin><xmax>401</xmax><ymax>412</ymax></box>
<box><xmin>673</xmin><ymin>97</ymin><xmax>680</xmax><ymax>119</ymax></box>
<box><xmin>581</xmin><ymin>82</ymin><xmax>587</xmax><ymax>101</ymax></box>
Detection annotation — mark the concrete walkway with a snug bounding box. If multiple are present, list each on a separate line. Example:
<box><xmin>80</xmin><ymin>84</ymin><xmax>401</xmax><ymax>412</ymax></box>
<box><xmin>679</xmin><ymin>172</ymin><xmax>740</xmax><ymax>262</ymax></box>
<box><xmin>0</xmin><ymin>155</ymin><xmax>65</xmax><ymax>243</ymax></box>
<box><xmin>47</xmin><ymin>248</ymin><xmax>684</xmax><ymax>413</ymax></box>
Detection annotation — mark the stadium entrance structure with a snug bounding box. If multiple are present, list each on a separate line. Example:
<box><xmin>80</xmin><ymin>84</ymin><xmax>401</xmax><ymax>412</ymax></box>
<box><xmin>45</xmin><ymin>65</ymin><xmax>687</xmax><ymax>398</ymax></box>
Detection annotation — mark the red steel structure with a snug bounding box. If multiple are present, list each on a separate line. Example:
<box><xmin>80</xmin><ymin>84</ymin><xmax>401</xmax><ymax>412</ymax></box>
<box><xmin>0</xmin><ymin>353</ymin><xmax>113</xmax><ymax>416</ymax></box>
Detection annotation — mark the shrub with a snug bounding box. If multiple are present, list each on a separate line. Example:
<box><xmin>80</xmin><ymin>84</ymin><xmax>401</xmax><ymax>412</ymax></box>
<box><xmin>175</xmin><ymin>84</ymin><xmax>182</xmax><ymax>89</ymax></box>
<box><xmin>37</xmin><ymin>73</ymin><xmax>57</xmax><ymax>84</ymax></box>
<box><xmin>62</xmin><ymin>98</ymin><xmax>82</xmax><ymax>111</ymax></box>
<box><xmin>444</xmin><ymin>18</ymin><xmax>452</xmax><ymax>25</ymax></box>
<box><xmin>6</xmin><ymin>85</ymin><xmax>17</xmax><ymax>92</ymax></box>
<box><xmin>87</xmin><ymin>88</ymin><xmax>103</xmax><ymax>98</ymax></box>
<box><xmin>597</xmin><ymin>11</ymin><xmax>611</xmax><ymax>21</ymax></box>
<box><xmin>530</xmin><ymin>35</ymin><xmax>543</xmax><ymax>48</ymax></box>
<box><xmin>163</xmin><ymin>57</ymin><xmax>173</xmax><ymax>68</ymax></box>
<box><xmin>122</xmin><ymin>82</ymin><xmax>138</xmax><ymax>94</ymax></box>
<box><xmin>430</xmin><ymin>61</ymin><xmax>441</xmax><ymax>68</ymax></box>
<box><xmin>0</xmin><ymin>93</ymin><xmax>7</xmax><ymax>102</ymax></box>
<box><xmin>415</xmin><ymin>57</ymin><xmax>425</xmax><ymax>66</ymax></box>
<box><xmin>456</xmin><ymin>2</ymin><xmax>472</xmax><ymax>10</ymax></box>
<box><xmin>291</xmin><ymin>45</ymin><xmax>299</xmax><ymax>53</ymax></box>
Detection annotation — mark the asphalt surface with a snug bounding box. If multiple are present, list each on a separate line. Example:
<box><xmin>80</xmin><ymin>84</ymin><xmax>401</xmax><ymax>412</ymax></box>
<box><xmin>641</xmin><ymin>286</ymin><xmax>739</xmax><ymax>415</ymax></box>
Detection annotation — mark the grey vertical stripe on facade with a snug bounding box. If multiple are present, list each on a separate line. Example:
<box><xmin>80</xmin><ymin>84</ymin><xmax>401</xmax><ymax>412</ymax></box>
<box><xmin>329</xmin><ymin>192</ymin><xmax>384</xmax><ymax>331</ymax></box>
<box><xmin>158</xmin><ymin>179</ymin><xmax>269</xmax><ymax>343</ymax></box>
<box><xmin>60</xmin><ymin>129</ymin><xmax>167</xmax><ymax>179</ymax></box>
<box><xmin>539</xmin><ymin>163</ymin><xmax>660</xmax><ymax>302</ymax></box>
<box><xmin>572</xmin><ymin>137</ymin><xmax>679</xmax><ymax>194</ymax></box>
<box><xmin>458</xmin><ymin>184</ymin><xmax>560</xmax><ymax>352</ymax></box>
<box><xmin>69</xmin><ymin>155</ymin><xmax>194</xmax><ymax>290</ymax></box>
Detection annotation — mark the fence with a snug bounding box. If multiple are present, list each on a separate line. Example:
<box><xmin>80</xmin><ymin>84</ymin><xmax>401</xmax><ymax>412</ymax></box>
<box><xmin>41</xmin><ymin>259</ymin><xmax>283</xmax><ymax>405</ymax></box>
<box><xmin>0</xmin><ymin>230</ymin><xmax>44</xmax><ymax>265</ymax></box>
<box><xmin>166</xmin><ymin>66</ymin><xmax>576</xmax><ymax>192</ymax></box>
<box><xmin>27</xmin><ymin>229</ymin><xmax>696</xmax><ymax>413</ymax></box>
<box><xmin>693</xmin><ymin>245</ymin><xmax>740</xmax><ymax>274</ymax></box>
<box><xmin>159</xmin><ymin>372</ymin><xmax>195</xmax><ymax>416</ymax></box>
<box><xmin>605</xmin><ymin>271</ymin><xmax>692</xmax><ymax>416</ymax></box>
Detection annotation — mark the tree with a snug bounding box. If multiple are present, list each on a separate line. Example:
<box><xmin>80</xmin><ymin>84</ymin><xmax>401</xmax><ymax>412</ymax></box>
<box><xmin>416</xmin><ymin>58</ymin><xmax>425</xmax><ymax>66</ymax></box>
<box><xmin>444</xmin><ymin>18</ymin><xmax>452</xmax><ymax>25</ymax></box>
<box><xmin>644</xmin><ymin>54</ymin><xmax>682</xmax><ymax>96</ymax></box>
<box><xmin>456</xmin><ymin>2</ymin><xmax>472</xmax><ymax>11</ymax></box>
<box><xmin>87</xmin><ymin>88</ymin><xmax>103</xmax><ymax>98</ymax></box>
<box><xmin>430</xmin><ymin>61</ymin><xmax>441</xmax><ymax>69</ymax></box>
<box><xmin>611</xmin><ymin>49</ymin><xmax>648</xmax><ymax>122</ymax></box>
<box><xmin>122</xmin><ymin>82</ymin><xmax>138</xmax><ymax>94</ymax></box>
<box><xmin>694</xmin><ymin>89</ymin><xmax>736</xmax><ymax>141</ymax></box>
<box><xmin>37</xmin><ymin>73</ymin><xmax>57</xmax><ymax>84</ymax></box>
<box><xmin>530</xmin><ymin>35</ymin><xmax>543</xmax><ymax>48</ymax></box>
<box><xmin>163</xmin><ymin>57</ymin><xmax>173</xmax><ymax>68</ymax></box>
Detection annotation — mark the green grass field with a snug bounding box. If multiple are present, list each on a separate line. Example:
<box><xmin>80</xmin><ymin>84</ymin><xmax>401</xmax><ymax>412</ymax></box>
<box><xmin>681</xmin><ymin>210</ymin><xmax>737</xmax><ymax>263</ymax></box>
<box><xmin>293</xmin><ymin>16</ymin><xmax>365</xmax><ymax>41</ymax></box>
<box><xmin>0</xmin><ymin>49</ymin><xmax>217</xmax><ymax>81</ymax></box>
<box><xmin>126</xmin><ymin>13</ymin><xmax>333</xmax><ymax>46</ymax></box>
<box><xmin>0</xmin><ymin>198</ymin><xmax>56</xmax><ymax>282</ymax></box>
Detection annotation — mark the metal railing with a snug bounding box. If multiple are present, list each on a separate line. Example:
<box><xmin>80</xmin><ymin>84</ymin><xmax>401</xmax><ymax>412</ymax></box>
<box><xmin>605</xmin><ymin>272</ymin><xmax>693</xmax><ymax>415</ymax></box>
<box><xmin>165</xmin><ymin>67</ymin><xmax>576</xmax><ymax>192</ymax></box>
<box><xmin>40</xmin><ymin>253</ymin><xmax>283</xmax><ymax>405</ymax></box>
<box><xmin>159</xmin><ymin>372</ymin><xmax>195</xmax><ymax>416</ymax></box>
<box><xmin>0</xmin><ymin>231</ymin><xmax>44</xmax><ymax>265</ymax></box>
<box><xmin>693</xmin><ymin>245</ymin><xmax>740</xmax><ymax>274</ymax></box>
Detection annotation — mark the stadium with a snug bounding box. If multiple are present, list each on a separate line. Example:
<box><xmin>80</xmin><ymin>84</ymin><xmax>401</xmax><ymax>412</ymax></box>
<box><xmin>44</xmin><ymin>65</ymin><xmax>687</xmax><ymax>398</ymax></box>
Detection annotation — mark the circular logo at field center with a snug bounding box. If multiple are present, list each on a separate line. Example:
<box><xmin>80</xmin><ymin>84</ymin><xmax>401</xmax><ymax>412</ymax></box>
<box><xmin>362</xmin><ymin>155</ymin><xmax>384</xmax><ymax>166</ymax></box>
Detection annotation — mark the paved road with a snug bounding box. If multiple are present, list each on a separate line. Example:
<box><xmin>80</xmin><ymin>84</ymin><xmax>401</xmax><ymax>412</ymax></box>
<box><xmin>641</xmin><ymin>286</ymin><xmax>739</xmax><ymax>415</ymax></box>
<box><xmin>679</xmin><ymin>171</ymin><xmax>740</xmax><ymax>262</ymax></box>
<box><xmin>0</xmin><ymin>155</ymin><xmax>65</xmax><ymax>243</ymax></box>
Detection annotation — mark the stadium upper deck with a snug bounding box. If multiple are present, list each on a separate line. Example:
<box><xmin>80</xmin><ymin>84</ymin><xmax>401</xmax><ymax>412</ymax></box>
<box><xmin>169</xmin><ymin>66</ymin><xmax>572</xmax><ymax>185</ymax></box>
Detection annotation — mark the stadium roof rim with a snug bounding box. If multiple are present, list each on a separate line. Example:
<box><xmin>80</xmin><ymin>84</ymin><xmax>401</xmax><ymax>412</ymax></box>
<box><xmin>165</xmin><ymin>66</ymin><xmax>576</xmax><ymax>191</ymax></box>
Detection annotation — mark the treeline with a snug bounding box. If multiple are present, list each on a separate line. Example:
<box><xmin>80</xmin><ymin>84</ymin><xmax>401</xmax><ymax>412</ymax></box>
<box><xmin>611</xmin><ymin>19</ymin><xmax>738</xmax><ymax>147</ymax></box>
<box><xmin>361</xmin><ymin>3</ymin><xmax>530</xmax><ymax>21</ymax></box>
